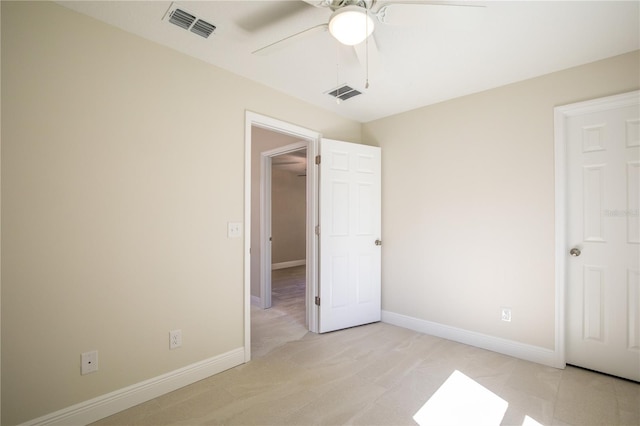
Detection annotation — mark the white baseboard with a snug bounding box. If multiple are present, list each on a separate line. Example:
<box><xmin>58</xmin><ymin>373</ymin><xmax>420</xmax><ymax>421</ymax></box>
<box><xmin>22</xmin><ymin>347</ymin><xmax>245</xmax><ymax>426</ymax></box>
<box><xmin>271</xmin><ymin>259</ymin><xmax>305</xmax><ymax>270</ymax></box>
<box><xmin>382</xmin><ymin>310</ymin><xmax>561</xmax><ymax>368</ymax></box>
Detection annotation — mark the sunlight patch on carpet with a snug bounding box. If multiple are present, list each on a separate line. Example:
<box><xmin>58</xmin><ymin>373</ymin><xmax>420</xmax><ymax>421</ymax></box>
<box><xmin>522</xmin><ymin>415</ymin><xmax>544</xmax><ymax>426</ymax></box>
<box><xmin>413</xmin><ymin>370</ymin><xmax>508</xmax><ymax>426</ymax></box>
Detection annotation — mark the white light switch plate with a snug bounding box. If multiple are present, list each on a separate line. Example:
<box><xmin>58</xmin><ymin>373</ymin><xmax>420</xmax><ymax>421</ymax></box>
<box><xmin>228</xmin><ymin>222</ymin><xmax>242</xmax><ymax>238</ymax></box>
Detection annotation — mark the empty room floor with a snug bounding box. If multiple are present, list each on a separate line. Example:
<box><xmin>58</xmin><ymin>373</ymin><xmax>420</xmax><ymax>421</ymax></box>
<box><xmin>94</xmin><ymin>266</ymin><xmax>639</xmax><ymax>425</ymax></box>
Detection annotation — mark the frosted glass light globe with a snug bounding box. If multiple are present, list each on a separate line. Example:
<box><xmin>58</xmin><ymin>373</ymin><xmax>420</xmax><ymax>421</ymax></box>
<box><xmin>329</xmin><ymin>6</ymin><xmax>375</xmax><ymax>46</ymax></box>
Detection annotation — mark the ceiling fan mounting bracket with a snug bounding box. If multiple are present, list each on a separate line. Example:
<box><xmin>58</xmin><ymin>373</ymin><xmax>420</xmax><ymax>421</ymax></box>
<box><xmin>328</xmin><ymin>0</ymin><xmax>376</xmax><ymax>12</ymax></box>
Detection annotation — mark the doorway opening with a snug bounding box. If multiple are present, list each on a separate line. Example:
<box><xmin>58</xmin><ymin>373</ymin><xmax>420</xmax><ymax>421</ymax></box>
<box><xmin>244</xmin><ymin>112</ymin><xmax>320</xmax><ymax>362</ymax></box>
<box><xmin>258</xmin><ymin>143</ymin><xmax>307</xmax><ymax>311</ymax></box>
<box><xmin>245</xmin><ymin>113</ymin><xmax>383</xmax><ymax>360</ymax></box>
<box><xmin>252</xmin><ymin>144</ymin><xmax>310</xmax><ymax>357</ymax></box>
<box><xmin>269</xmin><ymin>147</ymin><xmax>308</xmax><ymax>322</ymax></box>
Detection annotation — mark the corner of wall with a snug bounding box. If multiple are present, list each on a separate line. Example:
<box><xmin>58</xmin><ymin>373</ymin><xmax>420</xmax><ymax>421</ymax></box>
<box><xmin>382</xmin><ymin>311</ymin><xmax>561</xmax><ymax>369</ymax></box>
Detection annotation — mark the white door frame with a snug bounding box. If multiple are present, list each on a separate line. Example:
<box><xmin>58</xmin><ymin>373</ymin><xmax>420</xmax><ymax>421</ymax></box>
<box><xmin>553</xmin><ymin>90</ymin><xmax>640</xmax><ymax>370</ymax></box>
<box><xmin>260</xmin><ymin>142</ymin><xmax>308</xmax><ymax>310</ymax></box>
<box><xmin>244</xmin><ymin>111</ymin><xmax>320</xmax><ymax>362</ymax></box>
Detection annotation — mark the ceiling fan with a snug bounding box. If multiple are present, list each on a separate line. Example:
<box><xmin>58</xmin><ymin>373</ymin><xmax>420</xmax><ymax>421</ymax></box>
<box><xmin>252</xmin><ymin>0</ymin><xmax>484</xmax><ymax>56</ymax></box>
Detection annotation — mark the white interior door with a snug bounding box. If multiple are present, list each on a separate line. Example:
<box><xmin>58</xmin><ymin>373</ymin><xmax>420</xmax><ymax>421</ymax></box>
<box><xmin>318</xmin><ymin>139</ymin><xmax>381</xmax><ymax>333</ymax></box>
<box><xmin>565</xmin><ymin>92</ymin><xmax>640</xmax><ymax>381</ymax></box>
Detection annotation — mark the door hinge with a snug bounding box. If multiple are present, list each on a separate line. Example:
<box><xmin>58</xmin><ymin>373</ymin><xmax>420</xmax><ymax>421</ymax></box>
<box><xmin>315</xmin><ymin>296</ymin><xmax>320</xmax><ymax>306</ymax></box>
<box><xmin>315</xmin><ymin>225</ymin><xmax>320</xmax><ymax>236</ymax></box>
<box><xmin>315</xmin><ymin>155</ymin><xmax>321</xmax><ymax>165</ymax></box>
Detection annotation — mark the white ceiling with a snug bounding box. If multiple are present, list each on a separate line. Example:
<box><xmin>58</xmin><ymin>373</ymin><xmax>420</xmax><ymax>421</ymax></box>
<box><xmin>57</xmin><ymin>0</ymin><xmax>639</xmax><ymax>123</ymax></box>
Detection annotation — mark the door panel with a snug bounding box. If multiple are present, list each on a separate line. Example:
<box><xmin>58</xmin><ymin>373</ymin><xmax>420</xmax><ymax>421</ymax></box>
<box><xmin>319</xmin><ymin>139</ymin><xmax>381</xmax><ymax>333</ymax></box>
<box><xmin>628</xmin><ymin>162</ymin><xmax>640</xmax><ymax>243</ymax></box>
<box><xmin>566</xmin><ymin>94</ymin><xmax>640</xmax><ymax>381</ymax></box>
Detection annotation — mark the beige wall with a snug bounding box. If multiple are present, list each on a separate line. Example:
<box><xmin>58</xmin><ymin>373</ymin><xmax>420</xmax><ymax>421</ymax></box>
<box><xmin>0</xmin><ymin>2</ymin><xmax>361</xmax><ymax>424</ymax></box>
<box><xmin>363</xmin><ymin>50</ymin><xmax>640</xmax><ymax>350</ymax></box>
<box><xmin>271</xmin><ymin>167</ymin><xmax>306</xmax><ymax>265</ymax></box>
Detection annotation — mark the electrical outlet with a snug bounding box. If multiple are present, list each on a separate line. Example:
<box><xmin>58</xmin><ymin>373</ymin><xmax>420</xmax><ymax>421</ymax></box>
<box><xmin>81</xmin><ymin>350</ymin><xmax>99</xmax><ymax>375</ymax></box>
<box><xmin>501</xmin><ymin>307</ymin><xmax>512</xmax><ymax>322</ymax></box>
<box><xmin>169</xmin><ymin>329</ymin><xmax>182</xmax><ymax>349</ymax></box>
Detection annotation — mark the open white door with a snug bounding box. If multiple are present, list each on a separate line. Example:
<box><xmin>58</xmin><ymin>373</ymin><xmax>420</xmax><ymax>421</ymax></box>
<box><xmin>318</xmin><ymin>139</ymin><xmax>381</xmax><ymax>333</ymax></box>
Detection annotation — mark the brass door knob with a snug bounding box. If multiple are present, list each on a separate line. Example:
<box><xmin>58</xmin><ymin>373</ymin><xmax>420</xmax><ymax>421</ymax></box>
<box><xmin>570</xmin><ymin>248</ymin><xmax>581</xmax><ymax>257</ymax></box>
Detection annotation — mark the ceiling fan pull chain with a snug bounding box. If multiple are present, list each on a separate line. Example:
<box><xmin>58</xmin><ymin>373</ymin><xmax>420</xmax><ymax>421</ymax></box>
<box><xmin>336</xmin><ymin>46</ymin><xmax>341</xmax><ymax>104</ymax></box>
<box><xmin>365</xmin><ymin>10</ymin><xmax>370</xmax><ymax>89</ymax></box>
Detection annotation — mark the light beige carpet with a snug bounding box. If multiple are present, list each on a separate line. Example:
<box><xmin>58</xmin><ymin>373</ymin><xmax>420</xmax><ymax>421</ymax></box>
<box><xmin>94</xmin><ymin>266</ymin><xmax>639</xmax><ymax>426</ymax></box>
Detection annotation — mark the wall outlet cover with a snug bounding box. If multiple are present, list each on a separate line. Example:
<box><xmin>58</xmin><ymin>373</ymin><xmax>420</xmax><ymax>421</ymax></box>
<box><xmin>81</xmin><ymin>350</ymin><xmax>99</xmax><ymax>375</ymax></box>
<box><xmin>501</xmin><ymin>307</ymin><xmax>512</xmax><ymax>322</ymax></box>
<box><xmin>169</xmin><ymin>329</ymin><xmax>182</xmax><ymax>349</ymax></box>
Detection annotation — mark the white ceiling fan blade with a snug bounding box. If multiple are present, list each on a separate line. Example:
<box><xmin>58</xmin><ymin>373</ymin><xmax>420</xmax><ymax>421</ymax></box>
<box><xmin>376</xmin><ymin>3</ymin><xmax>485</xmax><ymax>30</ymax></box>
<box><xmin>252</xmin><ymin>24</ymin><xmax>328</xmax><ymax>55</ymax></box>
<box><xmin>236</xmin><ymin>1</ymin><xmax>317</xmax><ymax>33</ymax></box>
<box><xmin>353</xmin><ymin>36</ymin><xmax>384</xmax><ymax>83</ymax></box>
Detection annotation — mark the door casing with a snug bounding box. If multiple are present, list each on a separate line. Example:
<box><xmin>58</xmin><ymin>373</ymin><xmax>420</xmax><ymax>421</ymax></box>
<box><xmin>244</xmin><ymin>112</ymin><xmax>320</xmax><ymax>362</ymax></box>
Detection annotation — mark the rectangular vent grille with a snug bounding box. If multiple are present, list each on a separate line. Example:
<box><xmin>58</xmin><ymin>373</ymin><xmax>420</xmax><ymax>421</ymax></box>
<box><xmin>169</xmin><ymin>9</ymin><xmax>195</xmax><ymax>30</ymax></box>
<box><xmin>328</xmin><ymin>85</ymin><xmax>362</xmax><ymax>101</ymax></box>
<box><xmin>165</xmin><ymin>5</ymin><xmax>216</xmax><ymax>39</ymax></box>
<box><xmin>191</xmin><ymin>19</ymin><xmax>216</xmax><ymax>38</ymax></box>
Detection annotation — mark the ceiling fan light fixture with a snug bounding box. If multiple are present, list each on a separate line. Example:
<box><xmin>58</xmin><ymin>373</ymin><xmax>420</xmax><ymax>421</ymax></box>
<box><xmin>328</xmin><ymin>6</ymin><xmax>374</xmax><ymax>46</ymax></box>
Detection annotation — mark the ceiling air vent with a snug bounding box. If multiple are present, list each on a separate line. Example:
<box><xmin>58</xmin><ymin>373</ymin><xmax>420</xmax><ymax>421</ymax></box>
<box><xmin>191</xmin><ymin>19</ymin><xmax>216</xmax><ymax>38</ymax></box>
<box><xmin>327</xmin><ymin>85</ymin><xmax>362</xmax><ymax>101</ymax></box>
<box><xmin>164</xmin><ymin>4</ymin><xmax>216</xmax><ymax>39</ymax></box>
<box><xmin>168</xmin><ymin>8</ymin><xmax>195</xmax><ymax>30</ymax></box>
